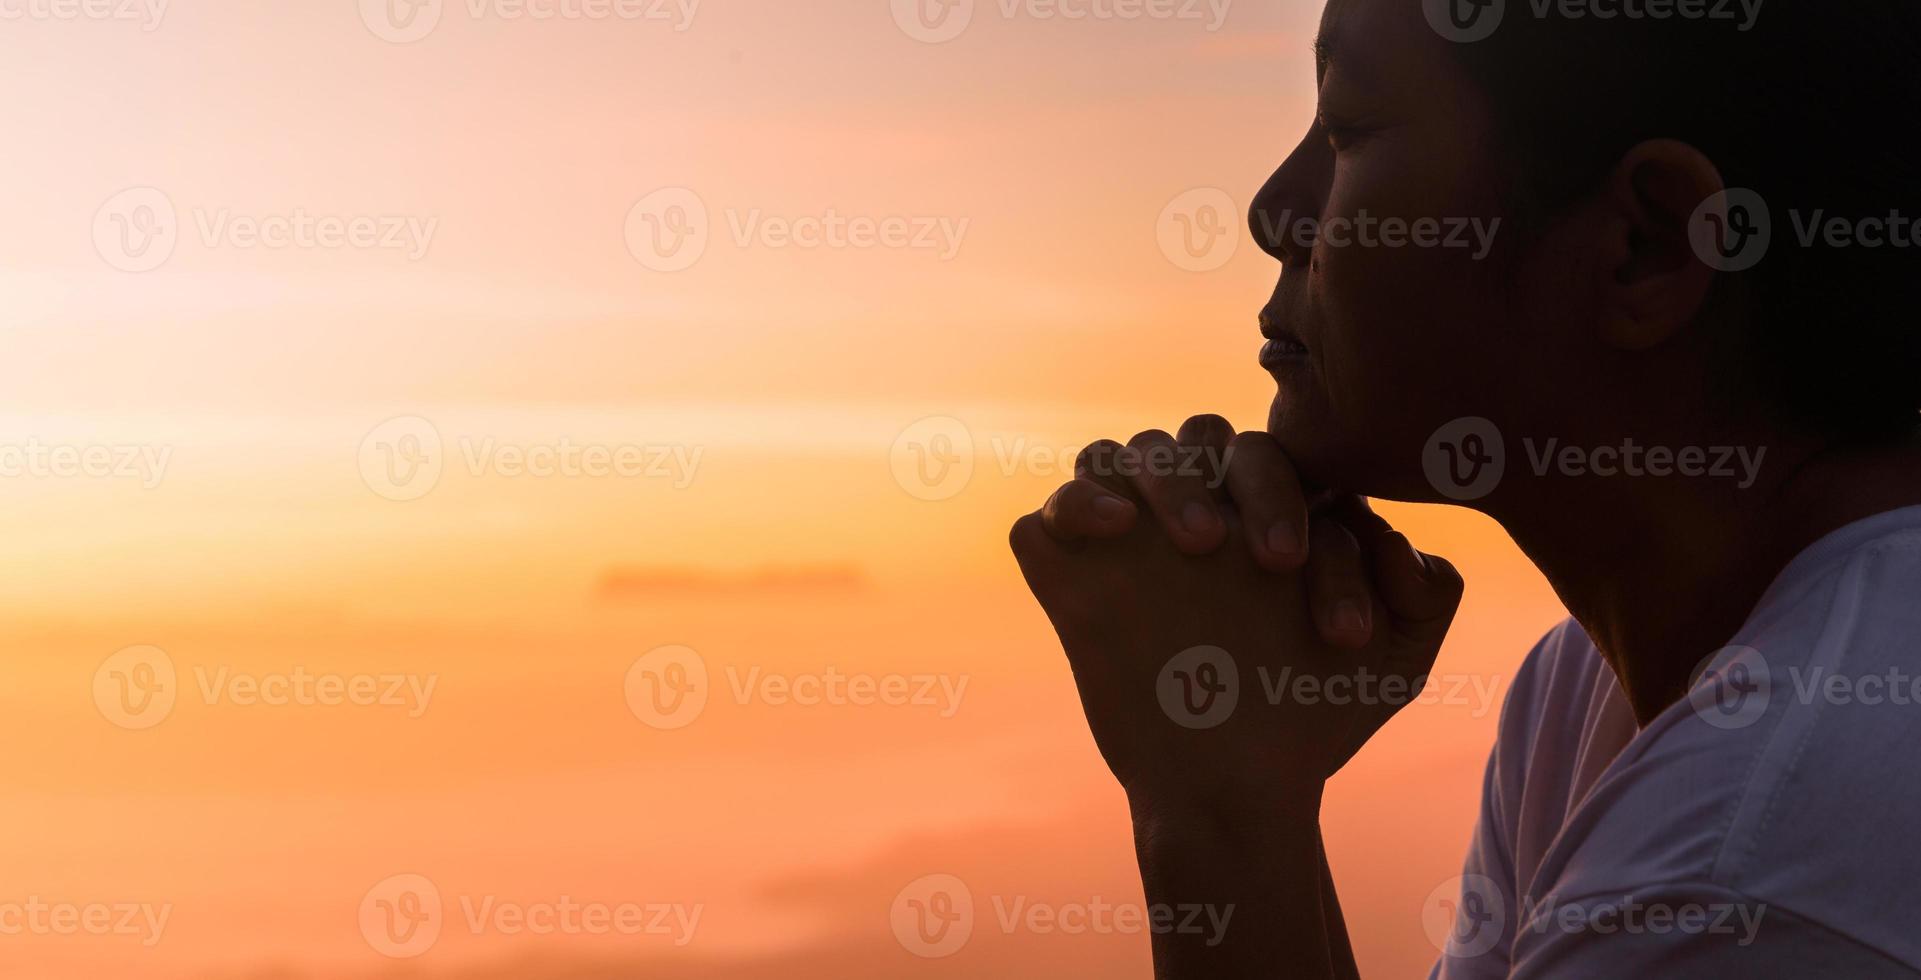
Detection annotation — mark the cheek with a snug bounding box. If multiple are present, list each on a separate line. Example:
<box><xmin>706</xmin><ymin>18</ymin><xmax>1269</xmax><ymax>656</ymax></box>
<box><xmin>1311</xmin><ymin>162</ymin><xmax>1515</xmax><ymax>433</ymax></box>
<box><xmin>1321</xmin><ymin>248</ymin><xmax>1503</xmax><ymax>408</ymax></box>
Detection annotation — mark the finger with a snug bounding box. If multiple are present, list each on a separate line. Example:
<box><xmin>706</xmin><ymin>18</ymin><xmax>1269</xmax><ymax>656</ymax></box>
<box><xmin>1174</xmin><ymin>413</ymin><xmax>1237</xmax><ymax>491</ymax></box>
<box><xmin>1362</xmin><ymin>528</ymin><xmax>1466</xmax><ymax>651</ymax></box>
<box><xmin>1009</xmin><ymin>511</ymin><xmax>1076</xmax><ymax>621</ymax></box>
<box><xmin>1324</xmin><ymin>496</ymin><xmax>1464</xmax><ymax>644</ymax></box>
<box><xmin>1074</xmin><ymin>439</ymin><xmax>1142</xmax><ymax>499</ymax></box>
<box><xmin>1321</xmin><ymin>493</ymin><xmax>1392</xmax><ymax>541</ymax></box>
<box><xmin>1040</xmin><ymin>477</ymin><xmax>1140</xmax><ymax>542</ymax></box>
<box><xmin>1008</xmin><ymin>511</ymin><xmax>1052</xmax><ymax>564</ymax></box>
<box><xmin>1222</xmin><ymin>431</ymin><xmax>1310</xmax><ymax>572</ymax></box>
<box><xmin>1316</xmin><ymin>496</ymin><xmax>1464</xmax><ymax>751</ymax></box>
<box><xmin>1306</xmin><ymin>515</ymin><xmax>1376</xmax><ymax>649</ymax></box>
<box><xmin>1112</xmin><ymin>421</ymin><xmax>1231</xmax><ymax>554</ymax></box>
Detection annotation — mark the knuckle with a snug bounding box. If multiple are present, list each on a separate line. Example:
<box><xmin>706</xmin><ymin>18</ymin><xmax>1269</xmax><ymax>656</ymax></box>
<box><xmin>1047</xmin><ymin>479</ymin><xmax>1091</xmax><ymax>519</ymax></box>
<box><xmin>1008</xmin><ymin>512</ymin><xmax>1046</xmax><ymax>555</ymax></box>
<box><xmin>1310</xmin><ymin>515</ymin><xmax>1358</xmax><ymax>550</ymax></box>
<box><xmin>1126</xmin><ymin>428</ymin><xmax>1174</xmax><ymax>449</ymax></box>
<box><xmin>1178</xmin><ymin>413</ymin><xmax>1234</xmax><ymax>443</ymax></box>
<box><xmin>1227</xmin><ymin>429</ymin><xmax>1282</xmax><ymax>459</ymax></box>
<box><xmin>1075</xmin><ymin>439</ymin><xmax>1127</xmax><ymax>476</ymax></box>
<box><xmin>1124</xmin><ymin>432</ymin><xmax>1182</xmax><ymax>485</ymax></box>
<box><xmin>1227</xmin><ymin>433</ymin><xmax>1290</xmax><ymax>483</ymax></box>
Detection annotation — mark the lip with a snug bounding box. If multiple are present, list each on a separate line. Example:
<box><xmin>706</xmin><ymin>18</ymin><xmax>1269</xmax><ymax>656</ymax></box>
<box><xmin>1258</xmin><ymin>308</ymin><xmax>1309</xmax><ymax>370</ymax></box>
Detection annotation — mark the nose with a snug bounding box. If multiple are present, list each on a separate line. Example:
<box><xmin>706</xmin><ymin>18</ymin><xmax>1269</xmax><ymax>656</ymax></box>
<box><xmin>1248</xmin><ymin>130</ymin><xmax>1328</xmax><ymax>269</ymax></box>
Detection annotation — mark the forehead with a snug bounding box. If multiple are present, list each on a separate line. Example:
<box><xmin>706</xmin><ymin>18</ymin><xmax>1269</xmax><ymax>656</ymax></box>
<box><xmin>1316</xmin><ymin>0</ymin><xmax>1460</xmax><ymax>88</ymax></box>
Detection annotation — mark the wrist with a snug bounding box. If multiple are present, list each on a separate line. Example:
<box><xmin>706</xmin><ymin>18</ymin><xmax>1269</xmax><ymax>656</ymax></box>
<box><xmin>1127</xmin><ymin>780</ymin><xmax>1324</xmax><ymax>853</ymax></box>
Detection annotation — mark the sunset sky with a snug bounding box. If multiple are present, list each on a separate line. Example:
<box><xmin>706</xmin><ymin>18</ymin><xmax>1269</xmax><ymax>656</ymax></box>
<box><xmin>1</xmin><ymin>1</ymin><xmax>1569</xmax><ymax>976</ymax></box>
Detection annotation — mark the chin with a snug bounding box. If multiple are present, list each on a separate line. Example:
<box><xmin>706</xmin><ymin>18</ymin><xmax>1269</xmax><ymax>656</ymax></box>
<box><xmin>1267</xmin><ymin>395</ymin><xmax>1432</xmax><ymax>505</ymax></box>
<box><xmin>1267</xmin><ymin>395</ymin><xmax>1345</xmax><ymax>493</ymax></box>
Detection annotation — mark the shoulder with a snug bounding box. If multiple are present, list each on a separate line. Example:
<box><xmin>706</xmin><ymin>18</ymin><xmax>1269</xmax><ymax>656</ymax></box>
<box><xmin>1534</xmin><ymin>520</ymin><xmax>1921</xmax><ymax>968</ymax></box>
<box><xmin>1487</xmin><ymin>617</ymin><xmax>1616</xmax><ymax>803</ymax></box>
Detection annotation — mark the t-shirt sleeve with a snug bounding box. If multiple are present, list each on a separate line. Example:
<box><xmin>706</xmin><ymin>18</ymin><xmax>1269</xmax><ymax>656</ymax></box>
<box><xmin>1428</xmin><ymin>624</ymin><xmax>1585</xmax><ymax>980</ymax></box>
<box><xmin>1427</xmin><ymin>740</ymin><xmax>1523</xmax><ymax>980</ymax></box>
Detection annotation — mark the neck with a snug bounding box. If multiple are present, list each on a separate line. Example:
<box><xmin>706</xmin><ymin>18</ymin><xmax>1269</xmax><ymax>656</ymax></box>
<box><xmin>1488</xmin><ymin>429</ymin><xmax>1921</xmax><ymax>726</ymax></box>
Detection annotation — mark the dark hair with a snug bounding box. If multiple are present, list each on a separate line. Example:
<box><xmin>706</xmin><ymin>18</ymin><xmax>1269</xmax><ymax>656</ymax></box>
<box><xmin>1452</xmin><ymin>1</ymin><xmax>1921</xmax><ymax>439</ymax></box>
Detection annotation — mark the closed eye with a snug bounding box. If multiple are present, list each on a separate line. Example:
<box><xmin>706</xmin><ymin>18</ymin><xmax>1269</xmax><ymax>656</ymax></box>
<box><xmin>1317</xmin><ymin>112</ymin><xmax>1371</xmax><ymax>151</ymax></box>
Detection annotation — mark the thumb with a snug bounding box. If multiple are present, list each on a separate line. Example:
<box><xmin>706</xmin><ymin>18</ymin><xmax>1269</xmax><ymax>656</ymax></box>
<box><xmin>1323</xmin><ymin>495</ymin><xmax>1465</xmax><ymax>652</ymax></box>
<box><xmin>1364</xmin><ymin>529</ymin><xmax>1464</xmax><ymax>658</ymax></box>
<box><xmin>1329</xmin><ymin>496</ymin><xmax>1466</xmax><ymax>721</ymax></box>
<box><xmin>1347</xmin><ymin>528</ymin><xmax>1464</xmax><ymax>758</ymax></box>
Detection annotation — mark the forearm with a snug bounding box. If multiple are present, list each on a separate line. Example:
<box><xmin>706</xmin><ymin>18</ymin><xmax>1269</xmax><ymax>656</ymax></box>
<box><xmin>1319</xmin><ymin>829</ymin><xmax>1362</xmax><ymax>980</ymax></box>
<box><xmin>1129</xmin><ymin>788</ymin><xmax>1343</xmax><ymax>979</ymax></box>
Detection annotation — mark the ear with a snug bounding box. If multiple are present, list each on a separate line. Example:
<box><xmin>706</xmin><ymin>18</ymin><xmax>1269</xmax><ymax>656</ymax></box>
<box><xmin>1591</xmin><ymin>139</ymin><xmax>1725</xmax><ymax>352</ymax></box>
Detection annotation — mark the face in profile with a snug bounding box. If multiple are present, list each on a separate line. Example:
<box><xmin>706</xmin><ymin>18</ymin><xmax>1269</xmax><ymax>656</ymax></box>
<box><xmin>1250</xmin><ymin>0</ymin><xmax>1568</xmax><ymax>505</ymax></box>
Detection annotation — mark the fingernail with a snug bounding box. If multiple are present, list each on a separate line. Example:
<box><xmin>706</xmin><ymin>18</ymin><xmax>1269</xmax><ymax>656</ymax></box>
<box><xmin>1181</xmin><ymin>500</ymin><xmax>1218</xmax><ymax>536</ymax></box>
<box><xmin>1092</xmin><ymin>494</ymin><xmax>1132</xmax><ymax>522</ymax></box>
<box><xmin>1267</xmin><ymin>522</ymin><xmax>1302</xmax><ymax>557</ymax></box>
<box><xmin>1334</xmin><ymin>599</ymin><xmax>1370</xmax><ymax>633</ymax></box>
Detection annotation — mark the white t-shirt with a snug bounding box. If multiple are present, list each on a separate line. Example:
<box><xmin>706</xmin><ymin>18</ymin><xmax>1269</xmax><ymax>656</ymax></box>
<box><xmin>1429</xmin><ymin>505</ymin><xmax>1921</xmax><ymax>978</ymax></box>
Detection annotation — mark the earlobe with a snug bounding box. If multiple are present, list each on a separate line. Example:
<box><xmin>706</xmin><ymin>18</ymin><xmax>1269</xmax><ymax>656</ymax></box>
<box><xmin>1595</xmin><ymin>139</ymin><xmax>1725</xmax><ymax>352</ymax></box>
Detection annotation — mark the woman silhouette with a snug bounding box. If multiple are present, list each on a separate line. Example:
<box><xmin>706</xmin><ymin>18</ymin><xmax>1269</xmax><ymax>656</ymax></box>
<box><xmin>1012</xmin><ymin>0</ymin><xmax>1921</xmax><ymax>976</ymax></box>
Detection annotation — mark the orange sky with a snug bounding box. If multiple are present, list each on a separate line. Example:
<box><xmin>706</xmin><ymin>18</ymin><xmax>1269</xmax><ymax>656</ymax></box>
<box><xmin>1</xmin><ymin>2</ymin><xmax>1570</xmax><ymax>976</ymax></box>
